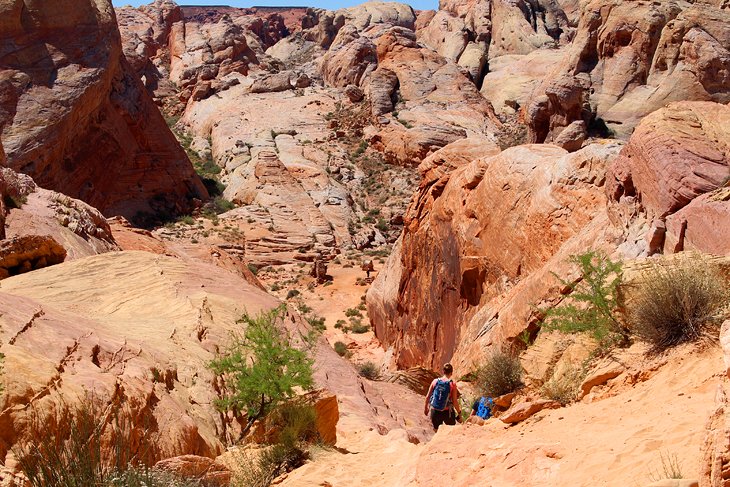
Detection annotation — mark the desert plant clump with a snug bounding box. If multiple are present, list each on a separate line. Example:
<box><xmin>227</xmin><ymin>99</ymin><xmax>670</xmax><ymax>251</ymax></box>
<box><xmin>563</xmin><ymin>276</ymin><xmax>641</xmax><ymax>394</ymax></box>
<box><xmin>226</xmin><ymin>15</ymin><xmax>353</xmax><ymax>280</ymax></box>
<box><xmin>542</xmin><ymin>250</ymin><xmax>627</xmax><ymax>349</ymax></box>
<box><xmin>476</xmin><ymin>350</ymin><xmax>523</xmax><ymax>397</ymax></box>
<box><xmin>232</xmin><ymin>403</ymin><xmax>320</xmax><ymax>487</ymax></box>
<box><xmin>333</xmin><ymin>341</ymin><xmax>349</xmax><ymax>357</ymax></box>
<box><xmin>357</xmin><ymin>361</ymin><xmax>380</xmax><ymax>380</ymax></box>
<box><xmin>628</xmin><ymin>259</ymin><xmax>729</xmax><ymax>353</ymax></box>
<box><xmin>13</xmin><ymin>397</ymin><xmax>195</xmax><ymax>487</ymax></box>
<box><xmin>540</xmin><ymin>365</ymin><xmax>585</xmax><ymax>405</ymax></box>
<box><xmin>648</xmin><ymin>451</ymin><xmax>684</xmax><ymax>482</ymax></box>
<box><xmin>209</xmin><ymin>306</ymin><xmax>314</xmax><ymax>439</ymax></box>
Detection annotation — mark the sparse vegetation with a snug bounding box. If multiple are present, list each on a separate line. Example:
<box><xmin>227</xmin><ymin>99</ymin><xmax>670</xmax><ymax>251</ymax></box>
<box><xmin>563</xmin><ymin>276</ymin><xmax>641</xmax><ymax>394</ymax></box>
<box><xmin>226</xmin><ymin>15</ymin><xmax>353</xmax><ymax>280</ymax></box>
<box><xmin>13</xmin><ymin>398</ymin><xmax>193</xmax><ymax>487</ymax></box>
<box><xmin>4</xmin><ymin>193</ymin><xmax>28</xmax><ymax>209</ymax></box>
<box><xmin>209</xmin><ymin>306</ymin><xmax>314</xmax><ymax>439</ymax></box>
<box><xmin>232</xmin><ymin>403</ymin><xmax>320</xmax><ymax>487</ymax></box>
<box><xmin>247</xmin><ymin>263</ymin><xmax>260</xmax><ymax>276</ymax></box>
<box><xmin>542</xmin><ymin>251</ymin><xmax>626</xmax><ymax>349</ymax></box>
<box><xmin>286</xmin><ymin>290</ymin><xmax>301</xmax><ymax>300</ymax></box>
<box><xmin>541</xmin><ymin>365</ymin><xmax>585</xmax><ymax>405</ymax></box>
<box><xmin>476</xmin><ymin>350</ymin><xmax>522</xmax><ymax>397</ymax></box>
<box><xmin>628</xmin><ymin>258</ymin><xmax>729</xmax><ymax>353</ymax></box>
<box><xmin>349</xmin><ymin>321</ymin><xmax>369</xmax><ymax>334</ymax></box>
<box><xmin>648</xmin><ymin>452</ymin><xmax>684</xmax><ymax>481</ymax></box>
<box><xmin>333</xmin><ymin>341</ymin><xmax>350</xmax><ymax>357</ymax></box>
<box><xmin>357</xmin><ymin>361</ymin><xmax>380</xmax><ymax>380</ymax></box>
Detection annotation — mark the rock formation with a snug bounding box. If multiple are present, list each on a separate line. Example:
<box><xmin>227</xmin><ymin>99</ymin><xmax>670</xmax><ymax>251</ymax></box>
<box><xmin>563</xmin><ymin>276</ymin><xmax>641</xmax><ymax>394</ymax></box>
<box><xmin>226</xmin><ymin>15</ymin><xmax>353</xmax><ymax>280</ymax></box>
<box><xmin>522</xmin><ymin>0</ymin><xmax>730</xmax><ymax>141</ymax></box>
<box><xmin>0</xmin><ymin>0</ymin><xmax>207</xmax><ymax>221</ymax></box>
<box><xmin>368</xmin><ymin>140</ymin><xmax>624</xmax><ymax>369</ymax></box>
<box><xmin>607</xmin><ymin>101</ymin><xmax>730</xmax><ymax>256</ymax></box>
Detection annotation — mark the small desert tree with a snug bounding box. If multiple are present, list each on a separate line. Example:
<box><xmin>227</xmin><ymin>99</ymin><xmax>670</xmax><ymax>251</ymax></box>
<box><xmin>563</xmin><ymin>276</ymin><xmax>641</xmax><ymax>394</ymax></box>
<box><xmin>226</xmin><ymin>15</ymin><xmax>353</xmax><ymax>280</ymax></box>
<box><xmin>542</xmin><ymin>250</ymin><xmax>626</xmax><ymax>349</ymax></box>
<box><xmin>210</xmin><ymin>306</ymin><xmax>314</xmax><ymax>438</ymax></box>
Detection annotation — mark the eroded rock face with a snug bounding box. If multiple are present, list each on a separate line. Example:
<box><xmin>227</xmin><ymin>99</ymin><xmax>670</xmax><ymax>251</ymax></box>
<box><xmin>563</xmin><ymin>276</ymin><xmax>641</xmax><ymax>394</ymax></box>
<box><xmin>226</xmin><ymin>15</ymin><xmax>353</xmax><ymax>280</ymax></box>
<box><xmin>607</xmin><ymin>101</ymin><xmax>730</xmax><ymax>255</ymax></box>
<box><xmin>0</xmin><ymin>0</ymin><xmax>207</xmax><ymax>221</ymax></box>
<box><xmin>367</xmin><ymin>141</ymin><xmax>623</xmax><ymax>369</ymax></box>
<box><xmin>0</xmin><ymin>251</ymin><xmax>280</xmax><ymax>466</ymax></box>
<box><xmin>0</xmin><ymin>235</ymin><xmax>66</xmax><ymax>279</ymax></box>
<box><xmin>523</xmin><ymin>0</ymin><xmax>730</xmax><ymax>140</ymax></box>
<box><xmin>0</xmin><ymin>166</ymin><xmax>118</xmax><ymax>260</ymax></box>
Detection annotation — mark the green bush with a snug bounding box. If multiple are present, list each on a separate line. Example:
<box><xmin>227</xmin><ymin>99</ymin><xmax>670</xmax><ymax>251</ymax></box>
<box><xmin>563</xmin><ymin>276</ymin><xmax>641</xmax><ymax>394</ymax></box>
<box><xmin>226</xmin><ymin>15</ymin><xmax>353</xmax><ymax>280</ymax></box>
<box><xmin>286</xmin><ymin>290</ymin><xmax>300</xmax><ymax>300</ymax></box>
<box><xmin>629</xmin><ymin>259</ymin><xmax>729</xmax><ymax>352</ymax></box>
<box><xmin>357</xmin><ymin>361</ymin><xmax>379</xmax><ymax>380</ymax></box>
<box><xmin>233</xmin><ymin>403</ymin><xmax>319</xmax><ymax>487</ymax></box>
<box><xmin>333</xmin><ymin>341</ymin><xmax>349</xmax><ymax>357</ymax></box>
<box><xmin>542</xmin><ymin>251</ymin><xmax>626</xmax><ymax>349</ymax></box>
<box><xmin>476</xmin><ymin>350</ymin><xmax>522</xmax><ymax>397</ymax></box>
<box><xmin>349</xmin><ymin>322</ymin><xmax>369</xmax><ymax>334</ymax></box>
<box><xmin>247</xmin><ymin>263</ymin><xmax>260</xmax><ymax>276</ymax></box>
<box><xmin>209</xmin><ymin>306</ymin><xmax>314</xmax><ymax>438</ymax></box>
<box><xmin>344</xmin><ymin>308</ymin><xmax>362</xmax><ymax>318</ymax></box>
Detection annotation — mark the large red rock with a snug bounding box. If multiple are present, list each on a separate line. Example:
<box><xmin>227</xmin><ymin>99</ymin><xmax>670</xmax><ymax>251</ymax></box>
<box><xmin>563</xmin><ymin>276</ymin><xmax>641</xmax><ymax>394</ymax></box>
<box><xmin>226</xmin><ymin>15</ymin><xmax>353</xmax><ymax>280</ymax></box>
<box><xmin>367</xmin><ymin>141</ymin><xmax>623</xmax><ymax>369</ymax></box>
<box><xmin>0</xmin><ymin>0</ymin><xmax>207</xmax><ymax>221</ymax></box>
<box><xmin>607</xmin><ymin>101</ymin><xmax>730</xmax><ymax>255</ymax></box>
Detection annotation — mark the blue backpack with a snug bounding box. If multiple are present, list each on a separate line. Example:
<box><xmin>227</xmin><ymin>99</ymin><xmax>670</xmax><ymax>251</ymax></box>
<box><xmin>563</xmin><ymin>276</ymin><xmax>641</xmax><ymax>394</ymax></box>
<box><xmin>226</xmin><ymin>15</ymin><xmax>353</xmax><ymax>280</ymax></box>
<box><xmin>476</xmin><ymin>397</ymin><xmax>494</xmax><ymax>419</ymax></box>
<box><xmin>430</xmin><ymin>379</ymin><xmax>452</xmax><ymax>410</ymax></box>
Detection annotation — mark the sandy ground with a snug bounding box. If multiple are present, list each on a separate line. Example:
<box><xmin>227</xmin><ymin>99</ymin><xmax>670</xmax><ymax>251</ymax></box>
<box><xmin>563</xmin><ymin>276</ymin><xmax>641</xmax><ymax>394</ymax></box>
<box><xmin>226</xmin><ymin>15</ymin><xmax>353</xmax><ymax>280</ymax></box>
<box><xmin>280</xmin><ymin>344</ymin><xmax>724</xmax><ymax>487</ymax></box>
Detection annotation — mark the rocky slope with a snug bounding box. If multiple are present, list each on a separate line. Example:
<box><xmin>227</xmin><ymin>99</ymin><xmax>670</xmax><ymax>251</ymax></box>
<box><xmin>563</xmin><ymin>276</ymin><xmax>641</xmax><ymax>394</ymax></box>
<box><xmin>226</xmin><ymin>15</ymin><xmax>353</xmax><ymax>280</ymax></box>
<box><xmin>0</xmin><ymin>0</ymin><xmax>207</xmax><ymax>221</ymax></box>
<box><xmin>368</xmin><ymin>99</ymin><xmax>730</xmax><ymax>371</ymax></box>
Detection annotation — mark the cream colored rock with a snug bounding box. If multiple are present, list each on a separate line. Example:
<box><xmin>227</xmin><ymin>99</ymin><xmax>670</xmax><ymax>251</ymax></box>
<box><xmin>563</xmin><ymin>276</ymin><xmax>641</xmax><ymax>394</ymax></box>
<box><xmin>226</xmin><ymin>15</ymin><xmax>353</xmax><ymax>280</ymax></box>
<box><xmin>0</xmin><ymin>251</ymin><xmax>280</xmax><ymax>463</ymax></box>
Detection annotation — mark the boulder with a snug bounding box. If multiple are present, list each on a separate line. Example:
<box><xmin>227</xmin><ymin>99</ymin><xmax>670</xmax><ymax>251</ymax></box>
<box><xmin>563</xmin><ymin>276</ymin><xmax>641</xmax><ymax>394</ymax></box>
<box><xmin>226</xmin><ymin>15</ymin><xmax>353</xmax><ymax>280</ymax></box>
<box><xmin>0</xmin><ymin>236</ymin><xmax>66</xmax><ymax>280</ymax></box>
<box><xmin>553</xmin><ymin>120</ymin><xmax>587</xmax><ymax>153</ymax></box>
<box><xmin>607</xmin><ymin>101</ymin><xmax>730</xmax><ymax>256</ymax></box>
<box><xmin>579</xmin><ymin>360</ymin><xmax>625</xmax><ymax>397</ymax></box>
<box><xmin>154</xmin><ymin>455</ymin><xmax>231</xmax><ymax>487</ymax></box>
<box><xmin>367</xmin><ymin>142</ymin><xmax>622</xmax><ymax>369</ymax></box>
<box><xmin>499</xmin><ymin>399</ymin><xmax>561</xmax><ymax>424</ymax></box>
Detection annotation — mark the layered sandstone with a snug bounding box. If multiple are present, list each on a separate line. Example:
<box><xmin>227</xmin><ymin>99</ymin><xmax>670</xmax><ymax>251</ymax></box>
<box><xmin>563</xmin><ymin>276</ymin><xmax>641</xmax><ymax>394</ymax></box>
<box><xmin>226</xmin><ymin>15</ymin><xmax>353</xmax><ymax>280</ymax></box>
<box><xmin>522</xmin><ymin>0</ymin><xmax>730</xmax><ymax>141</ymax></box>
<box><xmin>0</xmin><ymin>0</ymin><xmax>207</xmax><ymax>221</ymax></box>
<box><xmin>607</xmin><ymin>101</ymin><xmax>730</xmax><ymax>256</ymax></box>
<box><xmin>368</xmin><ymin>141</ymin><xmax>624</xmax><ymax>370</ymax></box>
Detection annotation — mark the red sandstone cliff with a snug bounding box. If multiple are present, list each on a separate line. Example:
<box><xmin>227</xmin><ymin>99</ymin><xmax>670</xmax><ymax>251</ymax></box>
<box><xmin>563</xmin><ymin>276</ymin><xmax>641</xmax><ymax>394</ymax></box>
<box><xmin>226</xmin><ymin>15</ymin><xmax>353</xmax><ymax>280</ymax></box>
<box><xmin>0</xmin><ymin>0</ymin><xmax>208</xmax><ymax>222</ymax></box>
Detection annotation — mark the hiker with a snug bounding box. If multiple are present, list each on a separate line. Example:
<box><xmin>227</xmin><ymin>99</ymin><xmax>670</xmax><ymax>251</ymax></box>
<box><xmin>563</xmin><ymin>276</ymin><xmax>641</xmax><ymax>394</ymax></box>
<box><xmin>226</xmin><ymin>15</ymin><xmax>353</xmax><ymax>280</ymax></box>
<box><xmin>424</xmin><ymin>363</ymin><xmax>462</xmax><ymax>431</ymax></box>
<box><xmin>470</xmin><ymin>396</ymin><xmax>495</xmax><ymax>420</ymax></box>
<box><xmin>361</xmin><ymin>259</ymin><xmax>374</xmax><ymax>279</ymax></box>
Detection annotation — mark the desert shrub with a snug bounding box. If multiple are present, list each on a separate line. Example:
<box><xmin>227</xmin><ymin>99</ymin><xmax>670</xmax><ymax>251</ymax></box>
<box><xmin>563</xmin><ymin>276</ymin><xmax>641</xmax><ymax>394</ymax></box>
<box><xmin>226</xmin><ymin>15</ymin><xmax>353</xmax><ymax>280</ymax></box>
<box><xmin>247</xmin><ymin>263</ymin><xmax>260</xmax><ymax>275</ymax></box>
<box><xmin>4</xmin><ymin>193</ymin><xmax>27</xmax><ymax>209</ymax></box>
<box><xmin>344</xmin><ymin>308</ymin><xmax>362</xmax><ymax>318</ymax></box>
<box><xmin>629</xmin><ymin>260</ymin><xmax>729</xmax><ymax>352</ymax></box>
<box><xmin>178</xmin><ymin>215</ymin><xmax>195</xmax><ymax>225</ymax></box>
<box><xmin>209</xmin><ymin>306</ymin><xmax>314</xmax><ymax>438</ymax></box>
<box><xmin>349</xmin><ymin>322</ymin><xmax>369</xmax><ymax>334</ymax></box>
<box><xmin>286</xmin><ymin>290</ymin><xmax>300</xmax><ymax>300</ymax></box>
<box><xmin>306</xmin><ymin>315</ymin><xmax>326</xmax><ymax>332</ymax></box>
<box><xmin>542</xmin><ymin>251</ymin><xmax>626</xmax><ymax>349</ymax></box>
<box><xmin>357</xmin><ymin>361</ymin><xmax>380</xmax><ymax>380</ymax></box>
<box><xmin>476</xmin><ymin>350</ymin><xmax>522</xmax><ymax>397</ymax></box>
<box><xmin>13</xmin><ymin>398</ymin><xmax>184</xmax><ymax>487</ymax></box>
<box><xmin>333</xmin><ymin>341</ymin><xmax>349</xmax><ymax>357</ymax></box>
<box><xmin>232</xmin><ymin>403</ymin><xmax>318</xmax><ymax>487</ymax></box>
<box><xmin>648</xmin><ymin>452</ymin><xmax>683</xmax><ymax>481</ymax></box>
<box><xmin>540</xmin><ymin>365</ymin><xmax>585</xmax><ymax>405</ymax></box>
